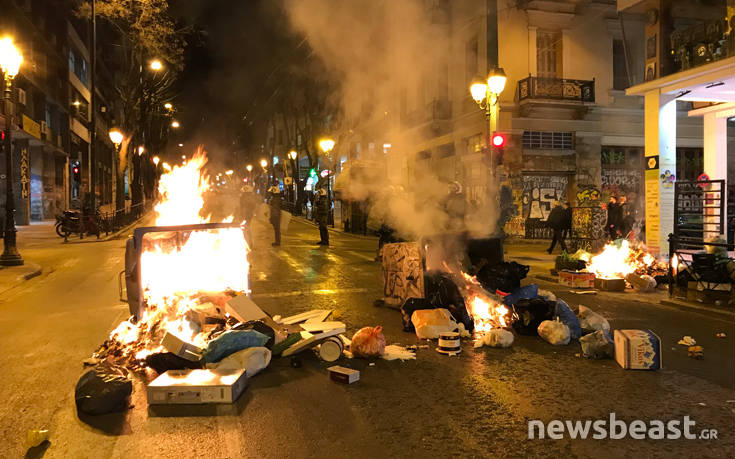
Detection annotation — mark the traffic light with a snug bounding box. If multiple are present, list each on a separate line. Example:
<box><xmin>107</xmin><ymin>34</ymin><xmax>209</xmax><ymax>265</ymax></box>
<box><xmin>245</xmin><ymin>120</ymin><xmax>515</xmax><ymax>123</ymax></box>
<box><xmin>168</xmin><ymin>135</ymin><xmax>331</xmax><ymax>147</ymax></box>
<box><xmin>309</xmin><ymin>168</ymin><xmax>317</xmax><ymax>178</ymax></box>
<box><xmin>491</xmin><ymin>133</ymin><xmax>506</xmax><ymax>148</ymax></box>
<box><xmin>72</xmin><ymin>163</ymin><xmax>80</xmax><ymax>182</ymax></box>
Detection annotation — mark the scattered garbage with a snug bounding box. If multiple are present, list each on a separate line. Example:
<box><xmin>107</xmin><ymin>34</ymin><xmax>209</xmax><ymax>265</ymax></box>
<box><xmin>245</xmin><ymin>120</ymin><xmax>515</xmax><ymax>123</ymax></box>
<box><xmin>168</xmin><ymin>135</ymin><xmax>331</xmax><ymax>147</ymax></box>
<box><xmin>271</xmin><ymin>333</ymin><xmax>302</xmax><ymax>356</ymax></box>
<box><xmin>351</xmin><ymin>326</ymin><xmax>386</xmax><ymax>358</ymax></box>
<box><xmin>436</xmin><ymin>331</ymin><xmax>461</xmax><ymax>355</ymax></box>
<box><xmin>554</xmin><ymin>299</ymin><xmax>581</xmax><ymax>340</ymax></box>
<box><xmin>231</xmin><ymin>320</ymin><xmax>278</xmax><ymax>348</ymax></box>
<box><xmin>678</xmin><ymin>336</ymin><xmax>696</xmax><ymax>346</ymax></box>
<box><xmin>537</xmin><ymin>289</ymin><xmax>557</xmax><ymax>302</ymax></box>
<box><xmin>716</xmin><ymin>332</ymin><xmax>727</xmax><ymax>339</ymax></box>
<box><xmin>145</xmin><ymin>352</ymin><xmax>202</xmax><ymax>373</ymax></box>
<box><xmin>594</xmin><ymin>277</ymin><xmax>626</xmax><ymax>292</ymax></box>
<box><xmin>502</xmin><ymin>284</ymin><xmax>539</xmax><ymax>307</ymax></box>
<box><xmin>226</xmin><ymin>294</ymin><xmax>268</xmax><ymax>323</ymax></box>
<box><xmin>162</xmin><ymin>331</ymin><xmax>203</xmax><ymax>362</ymax></box>
<box><xmin>579</xmin><ymin>330</ymin><xmax>614</xmax><ymax>359</ymax></box>
<box><xmin>423</xmin><ymin>271</ymin><xmax>474</xmax><ymax>331</ymax></box>
<box><xmin>25</xmin><ymin>429</ymin><xmax>49</xmax><ymax>449</ymax></box>
<box><xmin>202</xmin><ymin>330</ymin><xmax>270</xmax><ymax>364</ymax></box>
<box><xmin>625</xmin><ymin>273</ymin><xmax>657</xmax><ymax>292</ymax></box>
<box><xmin>147</xmin><ymin>369</ymin><xmax>249</xmax><ymax>404</ymax></box>
<box><xmin>75</xmin><ymin>364</ymin><xmax>132</xmax><ymax>415</ymax></box>
<box><xmin>382</xmin><ymin>345</ymin><xmax>417</xmax><ymax>361</ymax></box>
<box><xmin>328</xmin><ymin>365</ymin><xmax>360</xmax><ymax>384</ymax></box>
<box><xmin>511</xmin><ymin>298</ymin><xmax>555</xmax><ymax>335</ymax></box>
<box><xmin>577</xmin><ymin>305</ymin><xmax>611</xmax><ymax>335</ymax></box>
<box><xmin>458</xmin><ymin>322</ymin><xmax>471</xmax><ymax>338</ymax></box>
<box><xmin>205</xmin><ymin>347</ymin><xmax>271</xmax><ymax>377</ymax></box>
<box><xmin>473</xmin><ymin>329</ymin><xmax>514</xmax><ymax>348</ymax></box>
<box><xmin>400</xmin><ymin>297</ymin><xmax>435</xmax><ymax>332</ymax></box>
<box><xmin>558</xmin><ymin>270</ymin><xmax>595</xmax><ymax>288</ymax></box>
<box><xmin>475</xmin><ymin>261</ymin><xmax>529</xmax><ymax>293</ymax></box>
<box><xmin>688</xmin><ymin>345</ymin><xmax>704</xmax><ymax>360</ymax></box>
<box><xmin>317</xmin><ymin>337</ymin><xmax>344</xmax><ymax>362</ymax></box>
<box><xmin>411</xmin><ymin>308</ymin><xmax>459</xmax><ymax>339</ymax></box>
<box><xmin>538</xmin><ymin>319</ymin><xmax>571</xmax><ymax>345</ymax></box>
<box><xmin>614</xmin><ymin>330</ymin><xmax>661</xmax><ymax>370</ymax></box>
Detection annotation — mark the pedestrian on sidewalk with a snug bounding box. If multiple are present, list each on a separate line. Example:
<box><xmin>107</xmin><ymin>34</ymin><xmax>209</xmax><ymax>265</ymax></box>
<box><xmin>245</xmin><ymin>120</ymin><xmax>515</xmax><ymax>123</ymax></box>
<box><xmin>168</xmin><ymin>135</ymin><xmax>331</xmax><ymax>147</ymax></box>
<box><xmin>268</xmin><ymin>185</ymin><xmax>282</xmax><ymax>246</ymax></box>
<box><xmin>315</xmin><ymin>188</ymin><xmax>330</xmax><ymax>246</ymax></box>
<box><xmin>561</xmin><ymin>201</ymin><xmax>573</xmax><ymax>240</ymax></box>
<box><xmin>546</xmin><ymin>201</ymin><xmax>568</xmax><ymax>254</ymax></box>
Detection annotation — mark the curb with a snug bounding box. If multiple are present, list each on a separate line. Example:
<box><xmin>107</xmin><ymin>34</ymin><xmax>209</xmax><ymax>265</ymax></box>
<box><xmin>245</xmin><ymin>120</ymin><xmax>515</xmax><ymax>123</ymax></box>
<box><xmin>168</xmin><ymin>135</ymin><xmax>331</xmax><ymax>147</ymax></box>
<box><xmin>659</xmin><ymin>298</ymin><xmax>735</xmax><ymax>318</ymax></box>
<box><xmin>0</xmin><ymin>262</ymin><xmax>43</xmax><ymax>296</ymax></box>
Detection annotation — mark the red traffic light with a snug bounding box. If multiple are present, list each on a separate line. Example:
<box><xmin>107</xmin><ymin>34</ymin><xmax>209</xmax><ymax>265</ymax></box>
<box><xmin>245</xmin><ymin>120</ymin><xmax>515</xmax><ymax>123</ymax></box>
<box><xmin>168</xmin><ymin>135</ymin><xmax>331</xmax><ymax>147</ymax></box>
<box><xmin>73</xmin><ymin>167</ymin><xmax>79</xmax><ymax>174</ymax></box>
<box><xmin>491</xmin><ymin>133</ymin><xmax>505</xmax><ymax>148</ymax></box>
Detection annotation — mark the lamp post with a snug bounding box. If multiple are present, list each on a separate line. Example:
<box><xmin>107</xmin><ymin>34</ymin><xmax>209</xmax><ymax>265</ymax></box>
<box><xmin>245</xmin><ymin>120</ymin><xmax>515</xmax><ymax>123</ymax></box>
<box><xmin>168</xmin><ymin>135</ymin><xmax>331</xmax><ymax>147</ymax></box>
<box><xmin>469</xmin><ymin>67</ymin><xmax>507</xmax><ymax>175</ymax></box>
<box><xmin>0</xmin><ymin>37</ymin><xmax>23</xmax><ymax>266</ymax></box>
<box><xmin>319</xmin><ymin>138</ymin><xmax>335</xmax><ymax>227</ymax></box>
<box><xmin>288</xmin><ymin>150</ymin><xmax>299</xmax><ymax>214</ymax></box>
<box><xmin>109</xmin><ymin>128</ymin><xmax>123</xmax><ymax>212</ymax></box>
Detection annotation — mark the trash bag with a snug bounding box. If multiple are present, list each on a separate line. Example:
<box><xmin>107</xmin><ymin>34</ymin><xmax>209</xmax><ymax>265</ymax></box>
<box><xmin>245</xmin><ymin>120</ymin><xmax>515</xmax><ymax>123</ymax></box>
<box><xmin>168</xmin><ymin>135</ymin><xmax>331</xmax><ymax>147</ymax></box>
<box><xmin>400</xmin><ymin>297</ymin><xmax>435</xmax><ymax>332</ymax></box>
<box><xmin>411</xmin><ymin>308</ymin><xmax>459</xmax><ymax>339</ymax></box>
<box><xmin>145</xmin><ymin>352</ymin><xmax>202</xmax><ymax>373</ymax></box>
<box><xmin>423</xmin><ymin>271</ymin><xmax>474</xmax><ymax>331</ymax></box>
<box><xmin>502</xmin><ymin>284</ymin><xmax>539</xmax><ymax>306</ymax></box>
<box><xmin>554</xmin><ymin>299</ymin><xmax>581</xmax><ymax>340</ymax></box>
<box><xmin>579</xmin><ymin>330</ymin><xmax>614</xmax><ymax>359</ymax></box>
<box><xmin>475</xmin><ymin>261</ymin><xmax>529</xmax><ymax>293</ymax></box>
<box><xmin>577</xmin><ymin>305</ymin><xmax>611</xmax><ymax>335</ymax></box>
<box><xmin>74</xmin><ymin>364</ymin><xmax>132</xmax><ymax>415</ymax></box>
<box><xmin>351</xmin><ymin>326</ymin><xmax>386</xmax><ymax>358</ymax></box>
<box><xmin>538</xmin><ymin>319</ymin><xmax>571</xmax><ymax>345</ymax></box>
<box><xmin>206</xmin><ymin>347</ymin><xmax>272</xmax><ymax>377</ymax></box>
<box><xmin>232</xmin><ymin>320</ymin><xmax>277</xmax><ymax>348</ymax></box>
<box><xmin>202</xmin><ymin>330</ymin><xmax>270</xmax><ymax>364</ymax></box>
<box><xmin>625</xmin><ymin>273</ymin><xmax>657</xmax><ymax>293</ymax></box>
<box><xmin>474</xmin><ymin>328</ymin><xmax>514</xmax><ymax>348</ymax></box>
<box><xmin>511</xmin><ymin>298</ymin><xmax>555</xmax><ymax>335</ymax></box>
<box><xmin>537</xmin><ymin>289</ymin><xmax>557</xmax><ymax>302</ymax></box>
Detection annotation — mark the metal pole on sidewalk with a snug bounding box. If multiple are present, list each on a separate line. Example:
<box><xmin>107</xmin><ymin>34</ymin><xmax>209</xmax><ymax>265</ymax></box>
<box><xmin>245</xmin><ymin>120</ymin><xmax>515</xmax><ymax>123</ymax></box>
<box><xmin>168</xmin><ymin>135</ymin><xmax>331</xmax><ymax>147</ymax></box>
<box><xmin>1</xmin><ymin>69</ymin><xmax>23</xmax><ymax>266</ymax></box>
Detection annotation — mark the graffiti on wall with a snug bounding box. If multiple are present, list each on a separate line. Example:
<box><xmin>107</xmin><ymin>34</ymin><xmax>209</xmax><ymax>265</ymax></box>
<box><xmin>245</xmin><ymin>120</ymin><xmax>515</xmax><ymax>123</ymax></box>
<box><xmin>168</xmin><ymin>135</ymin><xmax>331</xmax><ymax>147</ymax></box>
<box><xmin>521</xmin><ymin>175</ymin><xmax>568</xmax><ymax>221</ymax></box>
<box><xmin>576</xmin><ymin>185</ymin><xmax>601</xmax><ymax>207</ymax></box>
<box><xmin>601</xmin><ymin>168</ymin><xmax>641</xmax><ymax>198</ymax></box>
<box><xmin>568</xmin><ymin>207</ymin><xmax>607</xmax><ymax>252</ymax></box>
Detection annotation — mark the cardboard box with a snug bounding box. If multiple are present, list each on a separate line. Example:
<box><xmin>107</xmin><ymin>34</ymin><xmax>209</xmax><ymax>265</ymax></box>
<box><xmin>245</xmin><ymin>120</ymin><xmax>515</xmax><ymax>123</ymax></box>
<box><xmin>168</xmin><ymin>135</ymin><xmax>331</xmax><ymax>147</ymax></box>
<box><xmin>147</xmin><ymin>369</ymin><xmax>249</xmax><ymax>405</ymax></box>
<box><xmin>558</xmin><ymin>270</ymin><xmax>595</xmax><ymax>288</ymax></box>
<box><xmin>161</xmin><ymin>331</ymin><xmax>203</xmax><ymax>362</ymax></box>
<box><xmin>328</xmin><ymin>365</ymin><xmax>360</xmax><ymax>384</ymax></box>
<box><xmin>226</xmin><ymin>294</ymin><xmax>267</xmax><ymax>323</ymax></box>
<box><xmin>614</xmin><ymin>330</ymin><xmax>662</xmax><ymax>370</ymax></box>
<box><xmin>594</xmin><ymin>277</ymin><xmax>626</xmax><ymax>292</ymax></box>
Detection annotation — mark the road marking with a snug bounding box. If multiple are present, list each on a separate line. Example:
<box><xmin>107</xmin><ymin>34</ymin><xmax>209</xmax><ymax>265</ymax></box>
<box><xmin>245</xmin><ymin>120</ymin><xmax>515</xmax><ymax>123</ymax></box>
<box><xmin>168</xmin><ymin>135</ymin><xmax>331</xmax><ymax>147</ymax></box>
<box><xmin>253</xmin><ymin>287</ymin><xmax>369</xmax><ymax>298</ymax></box>
<box><xmin>346</xmin><ymin>250</ymin><xmax>376</xmax><ymax>262</ymax></box>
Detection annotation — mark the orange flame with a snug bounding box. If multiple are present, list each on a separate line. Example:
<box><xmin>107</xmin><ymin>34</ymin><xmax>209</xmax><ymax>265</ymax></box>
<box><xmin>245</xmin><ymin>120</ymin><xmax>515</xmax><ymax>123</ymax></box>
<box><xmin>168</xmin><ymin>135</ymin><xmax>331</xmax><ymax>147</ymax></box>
<box><xmin>587</xmin><ymin>240</ymin><xmax>665</xmax><ymax>279</ymax></box>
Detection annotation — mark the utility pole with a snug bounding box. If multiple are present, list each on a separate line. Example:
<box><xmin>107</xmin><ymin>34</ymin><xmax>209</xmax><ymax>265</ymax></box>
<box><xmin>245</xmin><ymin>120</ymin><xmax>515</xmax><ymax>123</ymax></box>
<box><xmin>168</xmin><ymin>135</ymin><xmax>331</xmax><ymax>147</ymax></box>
<box><xmin>89</xmin><ymin>0</ymin><xmax>97</xmax><ymax>209</ymax></box>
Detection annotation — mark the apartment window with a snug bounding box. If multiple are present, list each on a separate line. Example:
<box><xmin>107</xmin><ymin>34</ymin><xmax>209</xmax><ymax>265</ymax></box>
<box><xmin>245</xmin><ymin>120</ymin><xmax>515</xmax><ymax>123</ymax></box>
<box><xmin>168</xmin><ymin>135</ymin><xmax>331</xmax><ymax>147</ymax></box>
<box><xmin>466</xmin><ymin>36</ymin><xmax>478</xmax><ymax>85</ymax></box>
<box><xmin>613</xmin><ymin>39</ymin><xmax>629</xmax><ymax>90</ymax></box>
<box><xmin>537</xmin><ymin>31</ymin><xmax>562</xmax><ymax>78</ymax></box>
<box><xmin>522</xmin><ymin>131</ymin><xmax>574</xmax><ymax>150</ymax></box>
<box><xmin>68</xmin><ymin>48</ymin><xmax>88</xmax><ymax>87</ymax></box>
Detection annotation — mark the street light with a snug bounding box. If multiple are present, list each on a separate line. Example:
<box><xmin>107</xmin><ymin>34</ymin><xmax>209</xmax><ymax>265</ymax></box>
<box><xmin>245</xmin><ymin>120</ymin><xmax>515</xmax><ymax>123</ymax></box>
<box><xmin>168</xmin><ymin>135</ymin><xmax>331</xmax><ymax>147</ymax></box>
<box><xmin>246</xmin><ymin>164</ymin><xmax>253</xmax><ymax>172</ymax></box>
<box><xmin>318</xmin><ymin>138</ymin><xmax>335</xmax><ymax>227</ymax></box>
<box><xmin>150</xmin><ymin>59</ymin><xmax>163</xmax><ymax>71</ymax></box>
<box><xmin>152</xmin><ymin>156</ymin><xmax>160</xmax><ymax>166</ymax></box>
<box><xmin>164</xmin><ymin>102</ymin><xmax>173</xmax><ymax>110</ymax></box>
<box><xmin>178</xmin><ymin>143</ymin><xmax>183</xmax><ymax>147</ymax></box>
<box><xmin>0</xmin><ymin>36</ymin><xmax>23</xmax><ymax>266</ymax></box>
<box><xmin>225</xmin><ymin>169</ymin><xmax>233</xmax><ymax>176</ymax></box>
<box><xmin>109</xmin><ymin>129</ymin><xmax>123</xmax><ymax>146</ymax></box>
<box><xmin>469</xmin><ymin>67</ymin><xmax>507</xmax><ymax>174</ymax></box>
<box><xmin>319</xmin><ymin>138</ymin><xmax>335</xmax><ymax>154</ymax></box>
<box><xmin>137</xmin><ymin>145</ymin><xmax>145</xmax><ymax>156</ymax></box>
<box><xmin>171</xmin><ymin>120</ymin><xmax>180</xmax><ymax>128</ymax></box>
<box><xmin>260</xmin><ymin>159</ymin><xmax>268</xmax><ymax>168</ymax></box>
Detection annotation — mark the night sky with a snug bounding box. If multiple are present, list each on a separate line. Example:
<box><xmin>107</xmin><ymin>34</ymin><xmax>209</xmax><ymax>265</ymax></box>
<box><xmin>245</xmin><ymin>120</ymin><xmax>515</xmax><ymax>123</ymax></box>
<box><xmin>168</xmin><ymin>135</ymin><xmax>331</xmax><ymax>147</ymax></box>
<box><xmin>168</xmin><ymin>0</ymin><xmax>305</xmax><ymax>168</ymax></box>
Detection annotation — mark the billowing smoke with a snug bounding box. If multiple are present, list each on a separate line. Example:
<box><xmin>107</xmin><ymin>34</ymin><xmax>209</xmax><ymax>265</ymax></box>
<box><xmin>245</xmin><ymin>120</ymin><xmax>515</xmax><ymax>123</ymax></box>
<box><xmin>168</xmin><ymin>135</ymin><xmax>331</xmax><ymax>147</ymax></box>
<box><xmin>285</xmin><ymin>0</ymin><xmax>500</xmax><ymax>241</ymax></box>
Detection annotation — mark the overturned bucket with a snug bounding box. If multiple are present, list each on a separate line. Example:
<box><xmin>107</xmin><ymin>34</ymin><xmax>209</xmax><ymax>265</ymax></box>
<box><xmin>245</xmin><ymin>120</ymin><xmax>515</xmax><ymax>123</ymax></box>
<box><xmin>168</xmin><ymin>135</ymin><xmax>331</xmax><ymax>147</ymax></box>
<box><xmin>318</xmin><ymin>337</ymin><xmax>344</xmax><ymax>362</ymax></box>
<box><xmin>436</xmin><ymin>331</ymin><xmax>461</xmax><ymax>355</ymax></box>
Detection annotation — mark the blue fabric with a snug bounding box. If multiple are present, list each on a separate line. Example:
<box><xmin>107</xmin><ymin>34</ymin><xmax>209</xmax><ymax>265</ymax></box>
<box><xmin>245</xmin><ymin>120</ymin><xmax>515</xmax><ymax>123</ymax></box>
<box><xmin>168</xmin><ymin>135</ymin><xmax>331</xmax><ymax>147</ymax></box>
<box><xmin>203</xmin><ymin>330</ymin><xmax>270</xmax><ymax>363</ymax></box>
<box><xmin>554</xmin><ymin>299</ymin><xmax>582</xmax><ymax>340</ymax></box>
<box><xmin>503</xmin><ymin>284</ymin><xmax>539</xmax><ymax>306</ymax></box>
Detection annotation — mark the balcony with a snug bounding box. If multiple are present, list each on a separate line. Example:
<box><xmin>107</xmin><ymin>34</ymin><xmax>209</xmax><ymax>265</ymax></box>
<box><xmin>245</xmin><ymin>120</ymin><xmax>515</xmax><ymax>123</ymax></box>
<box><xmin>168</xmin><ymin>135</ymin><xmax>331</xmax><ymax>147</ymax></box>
<box><xmin>517</xmin><ymin>76</ymin><xmax>595</xmax><ymax>103</ymax></box>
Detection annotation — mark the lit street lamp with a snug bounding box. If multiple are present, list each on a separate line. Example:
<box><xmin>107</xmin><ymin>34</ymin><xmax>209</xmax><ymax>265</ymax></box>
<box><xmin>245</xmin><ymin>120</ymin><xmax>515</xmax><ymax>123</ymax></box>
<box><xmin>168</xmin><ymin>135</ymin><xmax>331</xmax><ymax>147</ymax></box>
<box><xmin>164</xmin><ymin>102</ymin><xmax>173</xmax><ymax>110</ymax></box>
<box><xmin>150</xmin><ymin>59</ymin><xmax>163</xmax><ymax>71</ymax></box>
<box><xmin>0</xmin><ymin>36</ymin><xmax>23</xmax><ymax>266</ymax></box>
<box><xmin>319</xmin><ymin>138</ymin><xmax>335</xmax><ymax>227</ymax></box>
<box><xmin>246</xmin><ymin>164</ymin><xmax>253</xmax><ymax>172</ymax></box>
<box><xmin>260</xmin><ymin>159</ymin><xmax>268</xmax><ymax>168</ymax></box>
<box><xmin>288</xmin><ymin>150</ymin><xmax>300</xmax><ymax>214</ymax></box>
<box><xmin>152</xmin><ymin>156</ymin><xmax>160</xmax><ymax>166</ymax></box>
<box><xmin>171</xmin><ymin>120</ymin><xmax>180</xmax><ymax>129</ymax></box>
<box><xmin>469</xmin><ymin>67</ymin><xmax>507</xmax><ymax>174</ymax></box>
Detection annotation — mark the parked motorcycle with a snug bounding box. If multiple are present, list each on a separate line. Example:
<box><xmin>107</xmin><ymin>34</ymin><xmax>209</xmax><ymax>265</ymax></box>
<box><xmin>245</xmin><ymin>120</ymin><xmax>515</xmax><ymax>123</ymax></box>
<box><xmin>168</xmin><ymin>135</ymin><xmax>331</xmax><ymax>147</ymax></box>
<box><xmin>55</xmin><ymin>209</ymin><xmax>102</xmax><ymax>238</ymax></box>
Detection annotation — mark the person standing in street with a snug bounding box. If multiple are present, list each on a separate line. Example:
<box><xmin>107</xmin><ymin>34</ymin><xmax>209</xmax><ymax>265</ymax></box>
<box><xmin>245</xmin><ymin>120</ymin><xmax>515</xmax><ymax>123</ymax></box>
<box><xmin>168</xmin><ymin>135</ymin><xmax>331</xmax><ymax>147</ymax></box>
<box><xmin>546</xmin><ymin>201</ymin><xmax>568</xmax><ymax>254</ymax></box>
<box><xmin>239</xmin><ymin>185</ymin><xmax>259</xmax><ymax>248</ymax></box>
<box><xmin>268</xmin><ymin>185</ymin><xmax>282</xmax><ymax>246</ymax></box>
<box><xmin>315</xmin><ymin>188</ymin><xmax>330</xmax><ymax>246</ymax></box>
<box><xmin>561</xmin><ymin>201</ymin><xmax>573</xmax><ymax>241</ymax></box>
<box><xmin>618</xmin><ymin>195</ymin><xmax>633</xmax><ymax>238</ymax></box>
<box><xmin>605</xmin><ymin>195</ymin><xmax>620</xmax><ymax>240</ymax></box>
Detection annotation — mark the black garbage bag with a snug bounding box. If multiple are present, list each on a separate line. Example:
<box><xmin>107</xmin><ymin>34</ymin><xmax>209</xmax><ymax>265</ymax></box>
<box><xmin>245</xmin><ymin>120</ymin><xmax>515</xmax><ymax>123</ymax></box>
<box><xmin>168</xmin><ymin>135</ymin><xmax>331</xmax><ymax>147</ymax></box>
<box><xmin>476</xmin><ymin>261</ymin><xmax>530</xmax><ymax>293</ymax></box>
<box><xmin>511</xmin><ymin>297</ymin><xmax>555</xmax><ymax>336</ymax></box>
<box><xmin>145</xmin><ymin>352</ymin><xmax>202</xmax><ymax>373</ymax></box>
<box><xmin>422</xmin><ymin>271</ymin><xmax>474</xmax><ymax>331</ymax></box>
<box><xmin>400</xmin><ymin>297</ymin><xmax>435</xmax><ymax>332</ymax></box>
<box><xmin>232</xmin><ymin>320</ymin><xmax>276</xmax><ymax>349</ymax></box>
<box><xmin>75</xmin><ymin>363</ymin><xmax>132</xmax><ymax>415</ymax></box>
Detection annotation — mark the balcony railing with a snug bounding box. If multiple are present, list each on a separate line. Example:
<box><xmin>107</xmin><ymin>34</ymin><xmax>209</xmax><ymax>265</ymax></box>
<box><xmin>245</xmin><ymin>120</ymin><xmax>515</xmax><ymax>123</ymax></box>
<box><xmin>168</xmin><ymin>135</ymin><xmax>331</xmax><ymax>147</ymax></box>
<box><xmin>517</xmin><ymin>76</ymin><xmax>595</xmax><ymax>103</ymax></box>
<box><xmin>670</xmin><ymin>18</ymin><xmax>731</xmax><ymax>73</ymax></box>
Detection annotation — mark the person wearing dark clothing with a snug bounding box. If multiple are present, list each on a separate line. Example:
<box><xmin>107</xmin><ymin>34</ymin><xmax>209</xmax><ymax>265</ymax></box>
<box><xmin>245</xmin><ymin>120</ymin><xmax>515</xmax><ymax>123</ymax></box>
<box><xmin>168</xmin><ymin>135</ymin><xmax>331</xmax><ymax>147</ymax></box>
<box><xmin>239</xmin><ymin>186</ymin><xmax>258</xmax><ymax>223</ymax></box>
<box><xmin>315</xmin><ymin>188</ymin><xmax>330</xmax><ymax>246</ymax></box>
<box><xmin>606</xmin><ymin>196</ymin><xmax>621</xmax><ymax>240</ymax></box>
<box><xmin>268</xmin><ymin>186</ymin><xmax>282</xmax><ymax>246</ymax></box>
<box><xmin>546</xmin><ymin>201</ymin><xmax>568</xmax><ymax>254</ymax></box>
<box><xmin>561</xmin><ymin>202</ymin><xmax>573</xmax><ymax>240</ymax></box>
<box><xmin>618</xmin><ymin>195</ymin><xmax>633</xmax><ymax>238</ymax></box>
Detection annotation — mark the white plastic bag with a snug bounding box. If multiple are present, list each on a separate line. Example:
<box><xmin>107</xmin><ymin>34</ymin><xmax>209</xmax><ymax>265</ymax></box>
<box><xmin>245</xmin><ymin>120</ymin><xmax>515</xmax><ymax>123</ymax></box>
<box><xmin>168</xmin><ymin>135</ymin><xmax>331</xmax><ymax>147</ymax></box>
<box><xmin>205</xmin><ymin>347</ymin><xmax>272</xmax><ymax>377</ymax></box>
<box><xmin>474</xmin><ymin>328</ymin><xmax>514</xmax><ymax>348</ymax></box>
<box><xmin>577</xmin><ymin>305</ymin><xmax>611</xmax><ymax>335</ymax></box>
<box><xmin>538</xmin><ymin>319</ymin><xmax>571</xmax><ymax>345</ymax></box>
<box><xmin>411</xmin><ymin>308</ymin><xmax>458</xmax><ymax>339</ymax></box>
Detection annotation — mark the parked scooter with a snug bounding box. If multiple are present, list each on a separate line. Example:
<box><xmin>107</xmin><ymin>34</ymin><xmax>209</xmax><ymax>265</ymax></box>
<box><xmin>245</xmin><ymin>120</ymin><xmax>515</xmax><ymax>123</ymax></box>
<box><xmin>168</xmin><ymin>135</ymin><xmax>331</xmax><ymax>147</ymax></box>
<box><xmin>55</xmin><ymin>209</ymin><xmax>101</xmax><ymax>238</ymax></box>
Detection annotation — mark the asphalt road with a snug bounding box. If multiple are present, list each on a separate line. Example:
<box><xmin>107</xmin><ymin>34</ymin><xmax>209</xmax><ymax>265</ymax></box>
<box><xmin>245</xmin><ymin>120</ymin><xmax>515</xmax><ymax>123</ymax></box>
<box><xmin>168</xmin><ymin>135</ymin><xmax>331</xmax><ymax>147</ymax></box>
<box><xmin>1</xmin><ymin>212</ymin><xmax>734</xmax><ymax>458</ymax></box>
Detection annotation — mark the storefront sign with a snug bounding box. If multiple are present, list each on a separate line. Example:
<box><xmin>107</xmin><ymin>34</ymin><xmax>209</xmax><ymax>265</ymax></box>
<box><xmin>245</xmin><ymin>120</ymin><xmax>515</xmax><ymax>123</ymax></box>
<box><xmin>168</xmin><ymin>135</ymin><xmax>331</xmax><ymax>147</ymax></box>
<box><xmin>20</xmin><ymin>147</ymin><xmax>29</xmax><ymax>198</ymax></box>
<box><xmin>644</xmin><ymin>155</ymin><xmax>660</xmax><ymax>252</ymax></box>
<box><xmin>22</xmin><ymin>114</ymin><xmax>40</xmax><ymax>139</ymax></box>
